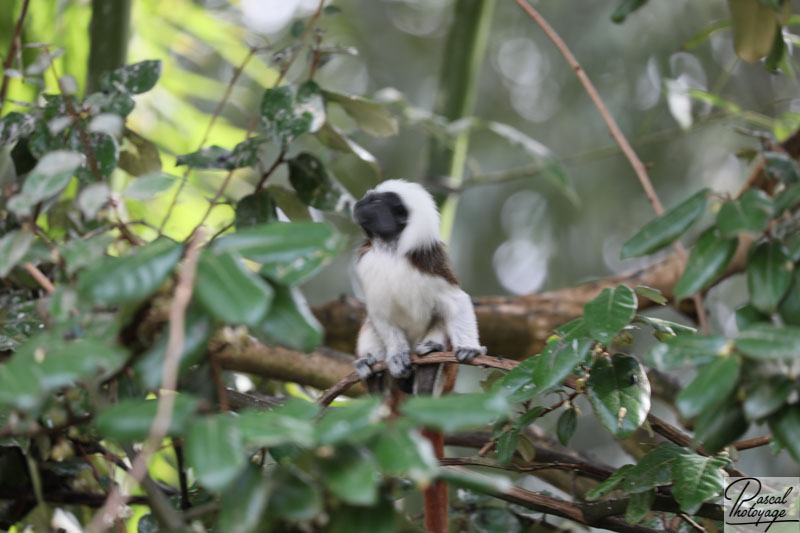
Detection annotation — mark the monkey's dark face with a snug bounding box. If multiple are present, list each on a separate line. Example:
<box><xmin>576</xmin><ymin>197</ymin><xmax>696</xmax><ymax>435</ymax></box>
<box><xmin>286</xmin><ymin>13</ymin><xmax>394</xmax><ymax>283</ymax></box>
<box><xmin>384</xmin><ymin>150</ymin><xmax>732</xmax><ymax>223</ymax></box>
<box><xmin>353</xmin><ymin>191</ymin><xmax>409</xmax><ymax>242</ymax></box>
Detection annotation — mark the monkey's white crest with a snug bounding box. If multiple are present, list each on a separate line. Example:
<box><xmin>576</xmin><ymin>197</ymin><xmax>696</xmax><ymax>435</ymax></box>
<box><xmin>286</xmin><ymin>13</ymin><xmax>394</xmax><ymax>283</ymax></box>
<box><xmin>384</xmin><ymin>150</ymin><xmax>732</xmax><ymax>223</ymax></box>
<box><xmin>371</xmin><ymin>179</ymin><xmax>441</xmax><ymax>253</ymax></box>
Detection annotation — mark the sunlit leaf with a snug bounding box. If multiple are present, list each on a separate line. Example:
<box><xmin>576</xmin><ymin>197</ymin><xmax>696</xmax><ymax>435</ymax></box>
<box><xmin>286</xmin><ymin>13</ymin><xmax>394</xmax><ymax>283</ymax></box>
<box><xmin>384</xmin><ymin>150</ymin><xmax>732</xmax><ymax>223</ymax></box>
<box><xmin>586</xmin><ymin>354</ymin><xmax>650</xmax><ymax>438</ymax></box>
<box><xmin>100</xmin><ymin>59</ymin><xmax>162</xmax><ymax>95</ymax></box>
<box><xmin>584</xmin><ymin>285</ymin><xmax>637</xmax><ymax>344</ymax></box>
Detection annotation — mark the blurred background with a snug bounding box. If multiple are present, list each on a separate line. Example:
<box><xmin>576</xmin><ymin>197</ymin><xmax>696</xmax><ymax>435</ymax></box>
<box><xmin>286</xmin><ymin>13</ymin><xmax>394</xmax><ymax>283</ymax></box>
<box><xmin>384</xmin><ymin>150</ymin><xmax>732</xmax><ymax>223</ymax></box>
<box><xmin>3</xmin><ymin>0</ymin><xmax>800</xmax><ymax>499</ymax></box>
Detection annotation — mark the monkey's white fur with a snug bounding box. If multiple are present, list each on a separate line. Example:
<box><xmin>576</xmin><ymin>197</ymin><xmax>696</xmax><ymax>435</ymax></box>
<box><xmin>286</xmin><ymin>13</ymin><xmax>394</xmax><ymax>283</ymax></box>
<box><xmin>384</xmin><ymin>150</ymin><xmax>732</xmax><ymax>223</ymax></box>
<box><xmin>354</xmin><ymin>180</ymin><xmax>485</xmax><ymax>382</ymax></box>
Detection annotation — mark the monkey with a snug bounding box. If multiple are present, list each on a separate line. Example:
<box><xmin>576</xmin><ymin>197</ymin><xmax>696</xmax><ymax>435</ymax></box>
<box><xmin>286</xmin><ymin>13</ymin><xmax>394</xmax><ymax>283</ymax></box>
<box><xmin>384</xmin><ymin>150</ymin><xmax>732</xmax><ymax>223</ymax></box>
<box><xmin>351</xmin><ymin>179</ymin><xmax>485</xmax><ymax>394</ymax></box>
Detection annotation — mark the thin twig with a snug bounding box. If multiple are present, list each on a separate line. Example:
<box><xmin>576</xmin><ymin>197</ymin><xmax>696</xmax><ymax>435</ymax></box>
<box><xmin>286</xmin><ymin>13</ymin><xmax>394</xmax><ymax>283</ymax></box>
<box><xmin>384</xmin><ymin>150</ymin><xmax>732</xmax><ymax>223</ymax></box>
<box><xmin>255</xmin><ymin>150</ymin><xmax>285</xmax><ymax>191</ymax></box>
<box><xmin>22</xmin><ymin>262</ymin><xmax>55</xmax><ymax>293</ymax></box>
<box><xmin>210</xmin><ymin>352</ymin><xmax>230</xmax><ymax>412</ymax></box>
<box><xmin>732</xmin><ymin>434</ymin><xmax>772</xmax><ymax>451</ymax></box>
<box><xmin>513</xmin><ymin>0</ymin><xmax>710</xmax><ymax>332</ymax></box>
<box><xmin>0</xmin><ymin>0</ymin><xmax>31</xmax><ymax>114</ymax></box>
<box><xmin>87</xmin><ymin>230</ymin><xmax>204</xmax><ymax>532</ymax></box>
<box><xmin>274</xmin><ymin>0</ymin><xmax>327</xmax><ymax>87</ymax></box>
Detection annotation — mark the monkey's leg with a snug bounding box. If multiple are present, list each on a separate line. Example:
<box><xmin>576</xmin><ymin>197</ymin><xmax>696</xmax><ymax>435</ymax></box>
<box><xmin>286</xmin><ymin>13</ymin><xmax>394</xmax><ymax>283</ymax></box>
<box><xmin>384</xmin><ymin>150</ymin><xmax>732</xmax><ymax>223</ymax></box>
<box><xmin>414</xmin><ymin>325</ymin><xmax>447</xmax><ymax>396</ymax></box>
<box><xmin>355</xmin><ymin>319</ymin><xmax>387</xmax><ymax>394</ymax></box>
<box><xmin>444</xmin><ymin>290</ymin><xmax>486</xmax><ymax>362</ymax></box>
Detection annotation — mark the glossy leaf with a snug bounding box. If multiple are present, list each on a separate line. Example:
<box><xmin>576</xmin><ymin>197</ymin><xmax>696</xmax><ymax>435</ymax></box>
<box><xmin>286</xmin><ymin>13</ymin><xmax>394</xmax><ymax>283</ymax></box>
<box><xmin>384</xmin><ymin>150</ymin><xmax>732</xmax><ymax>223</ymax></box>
<box><xmin>0</xmin><ymin>230</ymin><xmax>34</xmax><ymax>277</ymax></box>
<box><xmin>747</xmin><ymin>241</ymin><xmax>793</xmax><ymax>313</ymax></box>
<box><xmin>8</xmin><ymin>151</ymin><xmax>83</xmax><ymax>216</ymax></box>
<box><xmin>77</xmin><ymin>239</ymin><xmax>183</xmax><ymax>305</ymax></box>
<box><xmin>99</xmin><ymin>59</ymin><xmax>162</xmax><ymax>94</ymax></box>
<box><xmin>774</xmin><ymin>182</ymin><xmax>800</xmax><ymax>215</ymax></box>
<box><xmin>715</xmin><ymin>189</ymin><xmax>773</xmax><ymax>237</ymax></box>
<box><xmin>584</xmin><ymin>285</ymin><xmax>637</xmax><ymax>344</ymax></box>
<box><xmin>94</xmin><ymin>395</ymin><xmax>198</xmax><ymax>442</ymax></box>
<box><xmin>235</xmin><ymin>189</ymin><xmax>278</xmax><ymax>230</ymax></box>
<box><xmin>267</xmin><ymin>467</ymin><xmax>322</xmax><ymax>521</ymax></box>
<box><xmin>372</xmin><ymin>422</ymin><xmax>437</xmax><ymax>475</ymax></box>
<box><xmin>185</xmin><ymin>414</ymin><xmax>245</xmax><ymax>491</ymax></box>
<box><xmin>319</xmin><ymin>445</ymin><xmax>379</xmax><ymax>506</ymax></box>
<box><xmin>672</xmin><ymin>454</ymin><xmax>727</xmax><ymax>514</ymax></box>
<box><xmin>779</xmin><ymin>270</ymin><xmax>800</xmax><ymax>326</ymax></box>
<box><xmin>556</xmin><ymin>408</ymin><xmax>577</xmax><ymax>446</ymax></box>
<box><xmin>621</xmin><ymin>443</ymin><xmax>684</xmax><ymax>493</ymax></box>
<box><xmin>744</xmin><ymin>375</ymin><xmax>793</xmax><ymax>421</ymax></box>
<box><xmin>175</xmin><ymin>138</ymin><xmax>263</xmax><ymax>170</ymax></box>
<box><xmin>238</xmin><ymin>401</ymin><xmax>316</xmax><ymax>449</ymax></box>
<box><xmin>288</xmin><ymin>152</ymin><xmax>353</xmax><ymax>212</ymax></box>
<box><xmin>634</xmin><ymin>286</ymin><xmax>667</xmax><ymax>305</ymax></box>
<box><xmin>586</xmin><ymin>354</ymin><xmax>650</xmax><ymax>438</ymax></box>
<box><xmin>194</xmin><ymin>251</ymin><xmax>273</xmax><ymax>327</ymax></box>
<box><xmin>634</xmin><ymin>315</ymin><xmax>697</xmax><ymax>341</ymax></box>
<box><xmin>260</xmin><ymin>82</ymin><xmax>324</xmax><ymax>147</ymax></box>
<box><xmin>315</xmin><ymin>122</ymin><xmax>380</xmax><ymax>175</ymax></box>
<box><xmin>625</xmin><ymin>490</ymin><xmax>655</xmax><ymax>525</ymax></box>
<box><xmin>260</xmin><ymin>230</ymin><xmax>346</xmax><ymax>286</ymax></box>
<box><xmin>532</xmin><ymin>336</ymin><xmax>593</xmax><ymax>393</ymax></box>
<box><xmin>496</xmin><ymin>428</ymin><xmax>520</xmax><ymax>465</ymax></box>
<box><xmin>735</xmin><ymin>323</ymin><xmax>800</xmax><ymax>359</ymax></box>
<box><xmin>217</xmin><ymin>463</ymin><xmax>271</xmax><ymax>533</ymax></box>
<box><xmin>253</xmin><ymin>284</ymin><xmax>323</xmax><ymax>352</ymax></box>
<box><xmin>646</xmin><ymin>334</ymin><xmax>730</xmax><ymax>370</ymax></box>
<box><xmin>611</xmin><ymin>0</ymin><xmax>649</xmax><ymax>23</ymax></box>
<box><xmin>77</xmin><ymin>183</ymin><xmax>110</xmax><ymax>218</ymax></box>
<box><xmin>585</xmin><ymin>464</ymin><xmax>634</xmax><ymax>501</ymax></box>
<box><xmin>734</xmin><ymin>304</ymin><xmax>771</xmax><ymax>330</ymax></box>
<box><xmin>620</xmin><ymin>188</ymin><xmax>710</xmax><ymax>259</ymax></box>
<box><xmin>769</xmin><ymin>405</ymin><xmax>800</xmax><ymax>462</ymax></box>
<box><xmin>495</xmin><ymin>355</ymin><xmax>540</xmax><ymax>403</ymax></box>
<box><xmin>402</xmin><ymin>393</ymin><xmax>509</xmax><ymax>433</ymax></box>
<box><xmin>212</xmin><ymin>221</ymin><xmax>335</xmax><ymax>265</ymax></box>
<box><xmin>693</xmin><ymin>398</ymin><xmax>748</xmax><ymax>454</ymax></box>
<box><xmin>764</xmin><ymin>151</ymin><xmax>800</xmax><ymax>183</ymax></box>
<box><xmin>323</xmin><ymin>89</ymin><xmax>399</xmax><ymax>137</ymax></box>
<box><xmin>674</xmin><ymin>228</ymin><xmax>738</xmax><ymax>301</ymax></box>
<box><xmin>134</xmin><ymin>310</ymin><xmax>213</xmax><ymax>389</ymax></box>
<box><xmin>676</xmin><ymin>356</ymin><xmax>740</xmax><ymax>419</ymax></box>
<box><xmin>314</xmin><ymin>398</ymin><xmax>382</xmax><ymax>445</ymax></box>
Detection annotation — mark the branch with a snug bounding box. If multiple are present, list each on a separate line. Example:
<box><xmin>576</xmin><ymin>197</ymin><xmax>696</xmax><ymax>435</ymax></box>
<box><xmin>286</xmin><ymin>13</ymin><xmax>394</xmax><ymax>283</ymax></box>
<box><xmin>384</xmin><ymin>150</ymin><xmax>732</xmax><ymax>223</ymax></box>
<box><xmin>0</xmin><ymin>0</ymin><xmax>30</xmax><ymax>114</ymax></box>
<box><xmin>87</xmin><ymin>230</ymin><xmax>204</xmax><ymax>532</ymax></box>
<box><xmin>22</xmin><ymin>262</ymin><xmax>54</xmax><ymax>294</ymax></box>
<box><xmin>732</xmin><ymin>434</ymin><xmax>772</xmax><ymax>451</ymax></box>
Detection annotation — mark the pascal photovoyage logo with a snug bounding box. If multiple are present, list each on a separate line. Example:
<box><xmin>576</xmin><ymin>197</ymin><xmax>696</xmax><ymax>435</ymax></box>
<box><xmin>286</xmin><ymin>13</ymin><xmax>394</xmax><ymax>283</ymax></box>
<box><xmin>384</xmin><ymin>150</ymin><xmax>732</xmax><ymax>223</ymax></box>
<box><xmin>724</xmin><ymin>477</ymin><xmax>800</xmax><ymax>532</ymax></box>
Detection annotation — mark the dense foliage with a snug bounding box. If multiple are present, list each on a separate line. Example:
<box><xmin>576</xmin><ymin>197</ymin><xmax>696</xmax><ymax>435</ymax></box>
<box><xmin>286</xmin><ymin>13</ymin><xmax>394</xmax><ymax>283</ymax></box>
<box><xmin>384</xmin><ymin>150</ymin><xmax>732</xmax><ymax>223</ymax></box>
<box><xmin>1</xmin><ymin>0</ymin><xmax>799</xmax><ymax>532</ymax></box>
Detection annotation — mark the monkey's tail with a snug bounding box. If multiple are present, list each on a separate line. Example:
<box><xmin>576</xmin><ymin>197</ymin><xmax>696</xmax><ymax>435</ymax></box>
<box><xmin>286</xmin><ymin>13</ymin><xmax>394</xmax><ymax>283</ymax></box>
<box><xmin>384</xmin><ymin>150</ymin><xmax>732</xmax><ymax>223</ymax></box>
<box><xmin>421</xmin><ymin>427</ymin><xmax>447</xmax><ymax>533</ymax></box>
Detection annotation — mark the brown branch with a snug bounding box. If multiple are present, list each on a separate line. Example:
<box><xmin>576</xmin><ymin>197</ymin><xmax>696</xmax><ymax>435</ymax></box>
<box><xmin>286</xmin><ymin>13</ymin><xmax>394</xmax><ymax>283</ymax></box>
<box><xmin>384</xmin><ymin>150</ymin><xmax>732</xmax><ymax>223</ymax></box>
<box><xmin>0</xmin><ymin>0</ymin><xmax>30</xmax><ymax>114</ymax></box>
<box><xmin>440</xmin><ymin>456</ymin><xmax>607</xmax><ymax>480</ymax></box>
<box><xmin>732</xmin><ymin>434</ymin><xmax>772</xmax><ymax>451</ymax></box>
<box><xmin>88</xmin><ymin>230</ymin><xmax>203</xmax><ymax>532</ymax></box>
<box><xmin>255</xmin><ymin>150</ymin><xmax>285</xmax><ymax>191</ymax></box>
<box><xmin>22</xmin><ymin>262</ymin><xmax>54</xmax><ymax>293</ymax></box>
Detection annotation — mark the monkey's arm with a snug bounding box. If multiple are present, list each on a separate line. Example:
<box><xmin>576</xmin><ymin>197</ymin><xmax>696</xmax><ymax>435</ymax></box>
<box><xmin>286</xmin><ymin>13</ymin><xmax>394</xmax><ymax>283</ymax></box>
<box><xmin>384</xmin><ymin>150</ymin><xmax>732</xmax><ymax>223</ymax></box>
<box><xmin>368</xmin><ymin>314</ymin><xmax>412</xmax><ymax>378</ymax></box>
<box><xmin>443</xmin><ymin>289</ymin><xmax>486</xmax><ymax>362</ymax></box>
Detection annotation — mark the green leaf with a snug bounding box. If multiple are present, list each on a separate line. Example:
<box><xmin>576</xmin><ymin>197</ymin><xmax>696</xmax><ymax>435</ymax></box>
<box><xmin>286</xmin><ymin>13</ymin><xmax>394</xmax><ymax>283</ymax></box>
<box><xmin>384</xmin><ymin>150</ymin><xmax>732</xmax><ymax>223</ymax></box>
<box><xmin>372</xmin><ymin>422</ymin><xmax>437</xmax><ymax>474</ymax></box>
<box><xmin>0</xmin><ymin>230</ymin><xmax>34</xmax><ymax>277</ymax></box>
<box><xmin>671</xmin><ymin>454</ymin><xmax>727</xmax><ymax>514</ymax></box>
<box><xmin>645</xmin><ymin>334</ymin><xmax>730</xmax><ymax>370</ymax></box>
<box><xmin>764</xmin><ymin>151</ymin><xmax>800</xmax><ymax>183</ymax></box>
<box><xmin>734</xmin><ymin>303</ymin><xmax>771</xmax><ymax>330</ymax></box>
<box><xmin>212</xmin><ymin>221</ymin><xmax>335</xmax><ymax>265</ymax></box>
<box><xmin>585</xmin><ymin>464</ymin><xmax>634</xmax><ymax>501</ymax></box>
<box><xmin>253</xmin><ymin>283</ymin><xmax>322</xmax><ymax>352</ymax></box>
<box><xmin>768</xmin><ymin>405</ymin><xmax>800</xmax><ymax>462</ymax></box>
<box><xmin>621</xmin><ymin>443</ymin><xmax>684</xmax><ymax>493</ymax></box>
<box><xmin>556</xmin><ymin>408</ymin><xmax>577</xmax><ymax>446</ymax></box>
<box><xmin>118</xmin><ymin>128</ymin><xmax>162</xmax><ymax>176</ymax></box>
<box><xmin>124</xmin><ymin>173</ymin><xmax>175</xmax><ymax>200</ymax></box>
<box><xmin>735</xmin><ymin>323</ymin><xmax>800</xmax><ymax>359</ymax></box>
<box><xmin>175</xmin><ymin>138</ymin><xmax>264</xmax><ymax>170</ymax></box>
<box><xmin>676</xmin><ymin>356</ymin><xmax>740</xmax><ymax>419</ymax></box>
<box><xmin>235</xmin><ymin>190</ymin><xmax>278</xmax><ymax>230</ymax></box>
<box><xmin>0</xmin><ymin>336</ymin><xmax>128</xmax><ymax>411</ymax></box>
<box><xmin>625</xmin><ymin>489</ymin><xmax>655</xmax><ymax>524</ymax></box>
<box><xmin>674</xmin><ymin>229</ymin><xmax>739</xmax><ymax>301</ymax></box>
<box><xmin>260</xmin><ymin>82</ymin><xmax>325</xmax><ymax>147</ymax></box>
<box><xmin>693</xmin><ymin>397</ymin><xmax>747</xmax><ymax>454</ymax></box>
<box><xmin>496</xmin><ymin>428</ymin><xmax>520</xmax><ymax>464</ymax></box>
<box><xmin>194</xmin><ymin>251</ymin><xmax>273</xmax><ymax>327</ymax></box>
<box><xmin>265</xmin><ymin>185</ymin><xmax>311</xmax><ymax>220</ymax></box>
<box><xmin>77</xmin><ymin>238</ymin><xmax>183</xmax><ymax>306</ymax></box>
<box><xmin>238</xmin><ymin>400</ymin><xmax>316</xmax><ymax>448</ymax></box>
<box><xmin>315</xmin><ymin>122</ymin><xmax>380</xmax><ymax>176</ymax></box>
<box><xmin>329</xmin><ymin>499</ymin><xmax>395</xmax><ymax>533</ymax></box>
<box><xmin>288</xmin><ymin>152</ymin><xmax>353</xmax><ymax>212</ymax></box>
<box><xmin>584</xmin><ymin>285</ymin><xmax>637</xmax><ymax>344</ymax></box>
<box><xmin>319</xmin><ymin>445</ymin><xmax>379</xmax><ymax>506</ymax></box>
<box><xmin>634</xmin><ymin>286</ymin><xmax>667</xmax><ymax>305</ymax></box>
<box><xmin>100</xmin><ymin>60</ymin><xmax>162</xmax><ymax>95</ymax></box>
<box><xmin>774</xmin><ymin>183</ymin><xmax>800</xmax><ymax>214</ymax></box>
<box><xmin>495</xmin><ymin>356</ymin><xmax>539</xmax><ymax>402</ymax></box>
<box><xmin>315</xmin><ymin>398</ymin><xmax>383</xmax><ymax>445</ymax></box>
<box><xmin>620</xmin><ymin>189</ymin><xmax>710</xmax><ymax>259</ymax></box>
<box><xmin>744</xmin><ymin>375</ymin><xmax>793</xmax><ymax>421</ymax></box>
<box><xmin>185</xmin><ymin>414</ymin><xmax>245</xmax><ymax>491</ymax></box>
<box><xmin>0</xmin><ymin>112</ymin><xmax>36</xmax><ymax>145</ymax></box>
<box><xmin>217</xmin><ymin>463</ymin><xmax>270</xmax><ymax>533</ymax></box>
<box><xmin>260</xmin><ymin>230</ymin><xmax>346</xmax><ymax>286</ymax></box>
<box><xmin>611</xmin><ymin>0</ymin><xmax>649</xmax><ymax>23</ymax></box>
<box><xmin>532</xmin><ymin>336</ymin><xmax>593</xmax><ymax>393</ymax></box>
<box><xmin>322</xmin><ymin>90</ymin><xmax>399</xmax><ymax>138</ymax></box>
<box><xmin>59</xmin><ymin>234</ymin><xmax>113</xmax><ymax>276</ymax></box>
<box><xmin>486</xmin><ymin>121</ymin><xmax>578</xmax><ymax>205</ymax></box>
<box><xmin>747</xmin><ymin>241</ymin><xmax>793</xmax><ymax>312</ymax></box>
<box><xmin>586</xmin><ymin>354</ymin><xmax>650</xmax><ymax>438</ymax></box>
<box><xmin>715</xmin><ymin>189</ymin><xmax>773</xmax><ymax>237</ymax></box>
<box><xmin>133</xmin><ymin>310</ymin><xmax>212</xmax><ymax>389</ymax></box>
<box><xmin>779</xmin><ymin>270</ymin><xmax>800</xmax><ymax>326</ymax></box>
<box><xmin>71</xmin><ymin>132</ymin><xmax>118</xmax><ymax>180</ymax></box>
<box><xmin>94</xmin><ymin>395</ymin><xmax>198</xmax><ymax>442</ymax></box>
<box><xmin>8</xmin><ymin>150</ymin><xmax>83</xmax><ymax>216</ymax></box>
<box><xmin>402</xmin><ymin>393</ymin><xmax>510</xmax><ymax>433</ymax></box>
<box><xmin>633</xmin><ymin>315</ymin><xmax>697</xmax><ymax>341</ymax></box>
<box><xmin>77</xmin><ymin>183</ymin><xmax>110</xmax><ymax>218</ymax></box>
<box><xmin>267</xmin><ymin>467</ymin><xmax>322</xmax><ymax>521</ymax></box>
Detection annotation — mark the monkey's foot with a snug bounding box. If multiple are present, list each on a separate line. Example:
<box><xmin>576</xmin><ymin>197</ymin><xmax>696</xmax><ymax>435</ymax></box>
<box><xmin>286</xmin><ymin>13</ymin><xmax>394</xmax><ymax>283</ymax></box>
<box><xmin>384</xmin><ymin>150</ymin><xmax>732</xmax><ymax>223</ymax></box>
<box><xmin>454</xmin><ymin>346</ymin><xmax>486</xmax><ymax>362</ymax></box>
<box><xmin>416</xmin><ymin>340</ymin><xmax>445</xmax><ymax>356</ymax></box>
<box><xmin>354</xmin><ymin>356</ymin><xmax>376</xmax><ymax>380</ymax></box>
<box><xmin>387</xmin><ymin>350</ymin><xmax>412</xmax><ymax>378</ymax></box>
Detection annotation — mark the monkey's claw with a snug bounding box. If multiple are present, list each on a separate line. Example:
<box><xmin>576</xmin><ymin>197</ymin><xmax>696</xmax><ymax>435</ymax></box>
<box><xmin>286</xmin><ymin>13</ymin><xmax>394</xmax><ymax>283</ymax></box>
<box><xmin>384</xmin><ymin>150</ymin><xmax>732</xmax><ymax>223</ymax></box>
<box><xmin>416</xmin><ymin>340</ymin><xmax>445</xmax><ymax>355</ymax></box>
<box><xmin>455</xmin><ymin>346</ymin><xmax>486</xmax><ymax>362</ymax></box>
<box><xmin>387</xmin><ymin>351</ymin><xmax>412</xmax><ymax>378</ymax></box>
<box><xmin>354</xmin><ymin>357</ymin><xmax>375</xmax><ymax>380</ymax></box>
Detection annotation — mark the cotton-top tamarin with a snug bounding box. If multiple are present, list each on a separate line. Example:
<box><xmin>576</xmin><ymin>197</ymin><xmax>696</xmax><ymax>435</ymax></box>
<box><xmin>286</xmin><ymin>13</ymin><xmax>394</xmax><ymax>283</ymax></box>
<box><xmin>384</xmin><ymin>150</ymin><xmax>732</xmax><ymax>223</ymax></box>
<box><xmin>352</xmin><ymin>179</ymin><xmax>485</xmax><ymax>393</ymax></box>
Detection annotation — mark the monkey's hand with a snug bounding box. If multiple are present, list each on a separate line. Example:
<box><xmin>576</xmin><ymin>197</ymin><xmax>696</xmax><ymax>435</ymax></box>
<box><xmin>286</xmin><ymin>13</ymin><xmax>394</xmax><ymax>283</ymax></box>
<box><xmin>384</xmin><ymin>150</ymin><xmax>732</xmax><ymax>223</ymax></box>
<box><xmin>386</xmin><ymin>349</ymin><xmax>412</xmax><ymax>378</ymax></box>
<box><xmin>454</xmin><ymin>345</ymin><xmax>487</xmax><ymax>362</ymax></box>
<box><xmin>354</xmin><ymin>355</ymin><xmax>377</xmax><ymax>381</ymax></box>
